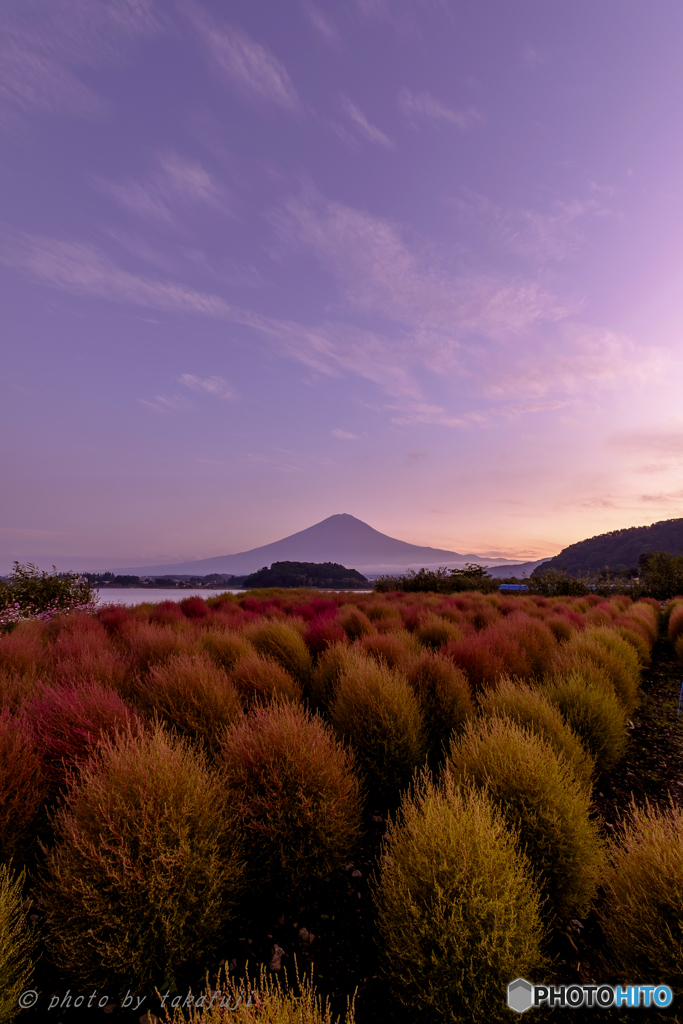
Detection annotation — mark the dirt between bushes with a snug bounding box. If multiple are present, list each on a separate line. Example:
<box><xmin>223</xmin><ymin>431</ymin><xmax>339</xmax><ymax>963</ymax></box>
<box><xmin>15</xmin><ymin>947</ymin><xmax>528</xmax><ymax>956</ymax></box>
<box><xmin>20</xmin><ymin>636</ymin><xmax>683</xmax><ymax>1024</ymax></box>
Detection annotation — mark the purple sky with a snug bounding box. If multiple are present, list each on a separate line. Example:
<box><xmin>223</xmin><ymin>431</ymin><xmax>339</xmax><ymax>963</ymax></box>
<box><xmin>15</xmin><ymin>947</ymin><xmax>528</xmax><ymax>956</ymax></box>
<box><xmin>3</xmin><ymin>0</ymin><xmax>683</xmax><ymax>572</ymax></box>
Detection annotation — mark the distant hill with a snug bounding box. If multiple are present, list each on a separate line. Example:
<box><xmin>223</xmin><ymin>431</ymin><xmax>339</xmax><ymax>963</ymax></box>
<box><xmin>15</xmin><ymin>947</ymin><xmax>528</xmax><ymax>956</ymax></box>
<box><xmin>486</xmin><ymin>559</ymin><xmax>551</xmax><ymax>579</ymax></box>
<box><xmin>534</xmin><ymin>518</ymin><xmax>683</xmax><ymax>575</ymax></box>
<box><xmin>242</xmin><ymin>561</ymin><xmax>369</xmax><ymax>589</ymax></box>
<box><xmin>117</xmin><ymin>514</ymin><xmax>490</xmax><ymax>576</ymax></box>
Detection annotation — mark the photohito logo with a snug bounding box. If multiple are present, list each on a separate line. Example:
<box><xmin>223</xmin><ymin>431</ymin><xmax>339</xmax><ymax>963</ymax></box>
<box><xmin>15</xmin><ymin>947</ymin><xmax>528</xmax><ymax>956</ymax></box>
<box><xmin>507</xmin><ymin>979</ymin><xmax>674</xmax><ymax>1012</ymax></box>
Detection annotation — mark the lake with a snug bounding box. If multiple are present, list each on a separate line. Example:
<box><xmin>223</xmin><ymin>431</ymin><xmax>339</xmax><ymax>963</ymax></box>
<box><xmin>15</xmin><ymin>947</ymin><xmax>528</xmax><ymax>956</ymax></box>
<box><xmin>94</xmin><ymin>587</ymin><xmax>372</xmax><ymax>606</ymax></box>
<box><xmin>94</xmin><ymin>588</ymin><xmax>242</xmax><ymax>606</ymax></box>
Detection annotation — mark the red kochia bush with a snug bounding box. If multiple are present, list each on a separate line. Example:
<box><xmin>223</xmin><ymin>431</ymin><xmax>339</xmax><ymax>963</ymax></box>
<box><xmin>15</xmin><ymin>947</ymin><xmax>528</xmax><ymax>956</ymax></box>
<box><xmin>24</xmin><ymin>680</ymin><xmax>140</xmax><ymax>792</ymax></box>
<box><xmin>0</xmin><ymin>709</ymin><xmax>47</xmax><ymax>860</ymax></box>
<box><xmin>304</xmin><ymin>613</ymin><xmax>347</xmax><ymax>656</ymax></box>
<box><xmin>179</xmin><ymin>596</ymin><xmax>209</xmax><ymax>619</ymax></box>
<box><xmin>47</xmin><ymin>614</ymin><xmax>131</xmax><ymax>692</ymax></box>
<box><xmin>149</xmin><ymin>600</ymin><xmax>187</xmax><ymax>625</ymax></box>
<box><xmin>220</xmin><ymin>701</ymin><xmax>362</xmax><ymax>898</ymax></box>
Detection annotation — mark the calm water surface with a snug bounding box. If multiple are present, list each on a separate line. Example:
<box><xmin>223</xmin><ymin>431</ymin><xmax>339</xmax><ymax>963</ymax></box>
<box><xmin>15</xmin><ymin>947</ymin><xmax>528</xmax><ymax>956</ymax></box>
<box><xmin>95</xmin><ymin>588</ymin><xmax>372</xmax><ymax>606</ymax></box>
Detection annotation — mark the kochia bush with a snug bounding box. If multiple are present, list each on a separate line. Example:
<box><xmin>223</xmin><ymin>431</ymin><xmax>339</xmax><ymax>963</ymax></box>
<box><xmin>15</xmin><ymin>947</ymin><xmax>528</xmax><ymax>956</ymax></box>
<box><xmin>449</xmin><ymin>717</ymin><xmax>605</xmax><ymax>919</ymax></box>
<box><xmin>478</xmin><ymin>678</ymin><xmax>595</xmax><ymax>794</ymax></box>
<box><xmin>40</xmin><ymin>724</ymin><xmax>244</xmax><ymax>992</ymax></box>
<box><xmin>542</xmin><ymin>671</ymin><xmax>628</xmax><ymax>773</ymax></box>
<box><xmin>599</xmin><ymin>800</ymin><xmax>683</xmax><ymax>998</ymax></box>
<box><xmin>374</xmin><ymin>772</ymin><xmax>547</xmax><ymax>1022</ymax></box>
<box><xmin>329</xmin><ymin>660</ymin><xmax>426</xmax><ymax>805</ymax></box>
<box><xmin>0</xmin><ymin>866</ymin><xmax>38</xmax><ymax>1024</ymax></box>
<box><xmin>25</xmin><ymin>679</ymin><xmax>140</xmax><ymax>793</ymax></box>
<box><xmin>137</xmin><ymin>653</ymin><xmax>242</xmax><ymax>754</ymax></box>
<box><xmin>220</xmin><ymin>702</ymin><xmax>362</xmax><ymax>898</ymax></box>
<box><xmin>0</xmin><ymin>710</ymin><xmax>46</xmax><ymax>861</ymax></box>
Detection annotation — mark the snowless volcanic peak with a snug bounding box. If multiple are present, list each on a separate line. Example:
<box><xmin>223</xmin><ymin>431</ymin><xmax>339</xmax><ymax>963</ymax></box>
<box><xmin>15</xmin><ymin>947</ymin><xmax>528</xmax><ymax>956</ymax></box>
<box><xmin>116</xmin><ymin>513</ymin><xmax>485</xmax><ymax>577</ymax></box>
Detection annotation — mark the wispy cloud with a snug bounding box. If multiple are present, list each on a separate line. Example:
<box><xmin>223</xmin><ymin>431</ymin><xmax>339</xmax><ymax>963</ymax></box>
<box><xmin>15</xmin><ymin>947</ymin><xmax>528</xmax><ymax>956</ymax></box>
<box><xmin>194</xmin><ymin>15</ymin><xmax>301</xmax><ymax>113</ymax></box>
<box><xmin>397</xmin><ymin>88</ymin><xmax>483</xmax><ymax>129</ymax></box>
<box><xmin>454</xmin><ymin>188</ymin><xmax>616</xmax><ymax>263</ymax></box>
<box><xmin>91</xmin><ymin>152</ymin><xmax>226</xmax><ymax>224</ymax></box>
<box><xmin>302</xmin><ymin>3</ymin><xmax>339</xmax><ymax>42</ymax></box>
<box><xmin>139</xmin><ymin>393</ymin><xmax>192</xmax><ymax>414</ymax></box>
<box><xmin>332</xmin><ymin>428</ymin><xmax>359</xmax><ymax>439</ymax></box>
<box><xmin>340</xmin><ymin>96</ymin><xmax>393</xmax><ymax>148</ymax></box>
<box><xmin>2</xmin><ymin>224</ymin><xmax>659</xmax><ymax>429</ymax></box>
<box><xmin>0</xmin><ymin>0</ymin><xmax>158</xmax><ymax>125</ymax></box>
<box><xmin>178</xmin><ymin>373</ymin><xmax>235</xmax><ymax>399</ymax></box>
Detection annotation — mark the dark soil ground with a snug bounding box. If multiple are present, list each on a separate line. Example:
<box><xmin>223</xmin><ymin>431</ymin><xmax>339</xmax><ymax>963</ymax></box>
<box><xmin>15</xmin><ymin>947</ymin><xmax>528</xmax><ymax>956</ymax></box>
<box><xmin>20</xmin><ymin>634</ymin><xmax>683</xmax><ymax>1024</ymax></box>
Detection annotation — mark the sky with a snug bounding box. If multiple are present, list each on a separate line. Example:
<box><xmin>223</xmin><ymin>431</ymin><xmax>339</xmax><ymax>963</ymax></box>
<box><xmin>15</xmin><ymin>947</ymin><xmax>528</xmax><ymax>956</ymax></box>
<box><xmin>3</xmin><ymin>0</ymin><xmax>683</xmax><ymax>572</ymax></box>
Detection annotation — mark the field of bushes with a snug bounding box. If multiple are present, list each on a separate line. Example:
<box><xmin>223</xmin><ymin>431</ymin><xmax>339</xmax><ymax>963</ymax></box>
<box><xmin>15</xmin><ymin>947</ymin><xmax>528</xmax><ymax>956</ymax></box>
<box><xmin>1</xmin><ymin>587</ymin><xmax>682</xmax><ymax>1022</ymax></box>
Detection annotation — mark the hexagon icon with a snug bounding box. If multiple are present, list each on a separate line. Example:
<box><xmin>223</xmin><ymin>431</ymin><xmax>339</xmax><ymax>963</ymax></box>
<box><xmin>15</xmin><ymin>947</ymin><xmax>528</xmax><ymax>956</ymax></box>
<box><xmin>507</xmin><ymin>978</ymin><xmax>534</xmax><ymax>1013</ymax></box>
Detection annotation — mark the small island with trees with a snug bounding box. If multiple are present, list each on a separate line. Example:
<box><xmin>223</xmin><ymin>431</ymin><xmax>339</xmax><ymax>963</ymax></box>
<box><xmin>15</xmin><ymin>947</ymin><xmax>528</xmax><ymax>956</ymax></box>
<box><xmin>242</xmin><ymin>561</ymin><xmax>369</xmax><ymax>589</ymax></box>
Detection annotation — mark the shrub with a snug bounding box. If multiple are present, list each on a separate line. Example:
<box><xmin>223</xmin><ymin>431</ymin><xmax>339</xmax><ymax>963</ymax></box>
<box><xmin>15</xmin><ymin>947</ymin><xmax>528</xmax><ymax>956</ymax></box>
<box><xmin>374</xmin><ymin>771</ymin><xmax>547</xmax><ymax>1023</ymax></box>
<box><xmin>137</xmin><ymin>654</ymin><xmax>242</xmax><ymax>754</ymax></box>
<box><xmin>448</xmin><ymin>717</ymin><xmax>605</xmax><ymax>918</ymax></box>
<box><xmin>329</xmin><ymin>660</ymin><xmax>426</xmax><ymax>805</ymax></box>
<box><xmin>0</xmin><ymin>866</ymin><xmax>38</xmax><ymax>1024</ymax></box>
<box><xmin>304</xmin><ymin>614</ymin><xmax>347</xmax><ymax>657</ymax></box>
<box><xmin>0</xmin><ymin>561</ymin><xmax>96</xmax><ymax>625</ymax></box>
<box><xmin>553</xmin><ymin>627</ymin><xmax>640</xmax><ymax>715</ymax></box>
<box><xmin>164</xmin><ymin>964</ymin><xmax>355</xmax><ymax>1023</ymax></box>
<box><xmin>220</xmin><ymin>702</ymin><xmax>362</xmax><ymax>898</ymax></box>
<box><xmin>40</xmin><ymin>723</ymin><xmax>243</xmax><ymax>992</ymax></box>
<box><xmin>338</xmin><ymin>607</ymin><xmax>373</xmax><ymax>641</ymax></box>
<box><xmin>47</xmin><ymin>613</ymin><xmax>132</xmax><ymax>692</ymax></box>
<box><xmin>309</xmin><ymin>646</ymin><xmax>372</xmax><ymax>710</ymax></box>
<box><xmin>668</xmin><ymin>601</ymin><xmax>683</xmax><ymax>644</ymax></box>
<box><xmin>613</xmin><ymin>623</ymin><xmax>651</xmax><ymax>668</ymax></box>
<box><xmin>365</xmin><ymin>604</ymin><xmax>400</xmax><ymax>623</ymax></box>
<box><xmin>415</xmin><ymin>615</ymin><xmax>461</xmax><ymax>650</ymax></box>
<box><xmin>25</xmin><ymin>679</ymin><xmax>140</xmax><ymax>793</ymax></box>
<box><xmin>599</xmin><ymin>800</ymin><xmax>683</xmax><ymax>996</ymax></box>
<box><xmin>201</xmin><ymin>629</ymin><xmax>252</xmax><ymax>671</ymax></box>
<box><xmin>149</xmin><ymin>600</ymin><xmax>186</xmax><ymax>625</ymax></box>
<box><xmin>0</xmin><ymin>620</ymin><xmax>48</xmax><ymax>696</ymax></box>
<box><xmin>230</xmin><ymin>654</ymin><xmax>303</xmax><ymax>706</ymax></box>
<box><xmin>478</xmin><ymin>678</ymin><xmax>595</xmax><ymax>793</ymax></box>
<box><xmin>542</xmin><ymin>672</ymin><xmax>628</xmax><ymax>774</ymax></box>
<box><xmin>405</xmin><ymin>652</ymin><xmax>474</xmax><ymax>755</ymax></box>
<box><xmin>0</xmin><ymin>710</ymin><xmax>46</xmax><ymax>861</ymax></box>
<box><xmin>359</xmin><ymin>630</ymin><xmax>416</xmax><ymax>669</ymax></box>
<box><xmin>545</xmin><ymin>616</ymin><xmax>576</xmax><ymax>643</ymax></box>
<box><xmin>119</xmin><ymin>621</ymin><xmax>198</xmax><ymax>672</ymax></box>
<box><xmin>244</xmin><ymin>622</ymin><xmax>312</xmax><ymax>684</ymax></box>
<box><xmin>444</xmin><ymin>635</ymin><xmax>508</xmax><ymax>689</ymax></box>
<box><xmin>179</xmin><ymin>596</ymin><xmax>209</xmax><ymax>619</ymax></box>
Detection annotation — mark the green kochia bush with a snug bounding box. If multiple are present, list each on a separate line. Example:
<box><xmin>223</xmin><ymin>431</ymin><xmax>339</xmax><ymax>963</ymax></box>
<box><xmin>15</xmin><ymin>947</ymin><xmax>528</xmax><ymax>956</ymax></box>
<box><xmin>542</xmin><ymin>671</ymin><xmax>628</xmax><ymax>773</ymax></box>
<box><xmin>600</xmin><ymin>800</ymin><xmax>683</xmax><ymax>998</ymax></box>
<box><xmin>405</xmin><ymin>651</ymin><xmax>474</xmax><ymax>758</ymax></box>
<box><xmin>230</xmin><ymin>653</ymin><xmax>303</xmax><ymax>706</ymax></box>
<box><xmin>220</xmin><ymin>702</ymin><xmax>362</xmax><ymax>899</ymax></box>
<box><xmin>40</xmin><ymin>724</ymin><xmax>243</xmax><ymax>993</ymax></box>
<box><xmin>244</xmin><ymin>621</ymin><xmax>313</xmax><ymax>685</ymax></box>
<box><xmin>448</xmin><ymin>717</ymin><xmax>605</xmax><ymax>919</ymax></box>
<box><xmin>329</xmin><ymin>660</ymin><xmax>426</xmax><ymax>805</ymax></box>
<box><xmin>478</xmin><ymin>677</ymin><xmax>595</xmax><ymax>794</ymax></box>
<box><xmin>0</xmin><ymin>866</ymin><xmax>38</xmax><ymax>1024</ymax></box>
<box><xmin>374</xmin><ymin>772</ymin><xmax>547</xmax><ymax>1023</ymax></box>
<box><xmin>552</xmin><ymin>626</ymin><xmax>641</xmax><ymax>716</ymax></box>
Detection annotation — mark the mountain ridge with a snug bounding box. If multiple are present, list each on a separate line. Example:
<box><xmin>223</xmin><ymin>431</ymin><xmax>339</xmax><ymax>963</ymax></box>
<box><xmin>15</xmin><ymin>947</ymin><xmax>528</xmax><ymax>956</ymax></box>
<box><xmin>116</xmin><ymin>513</ymin><xmax>531</xmax><ymax>576</ymax></box>
<box><xmin>535</xmin><ymin>517</ymin><xmax>683</xmax><ymax>575</ymax></box>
